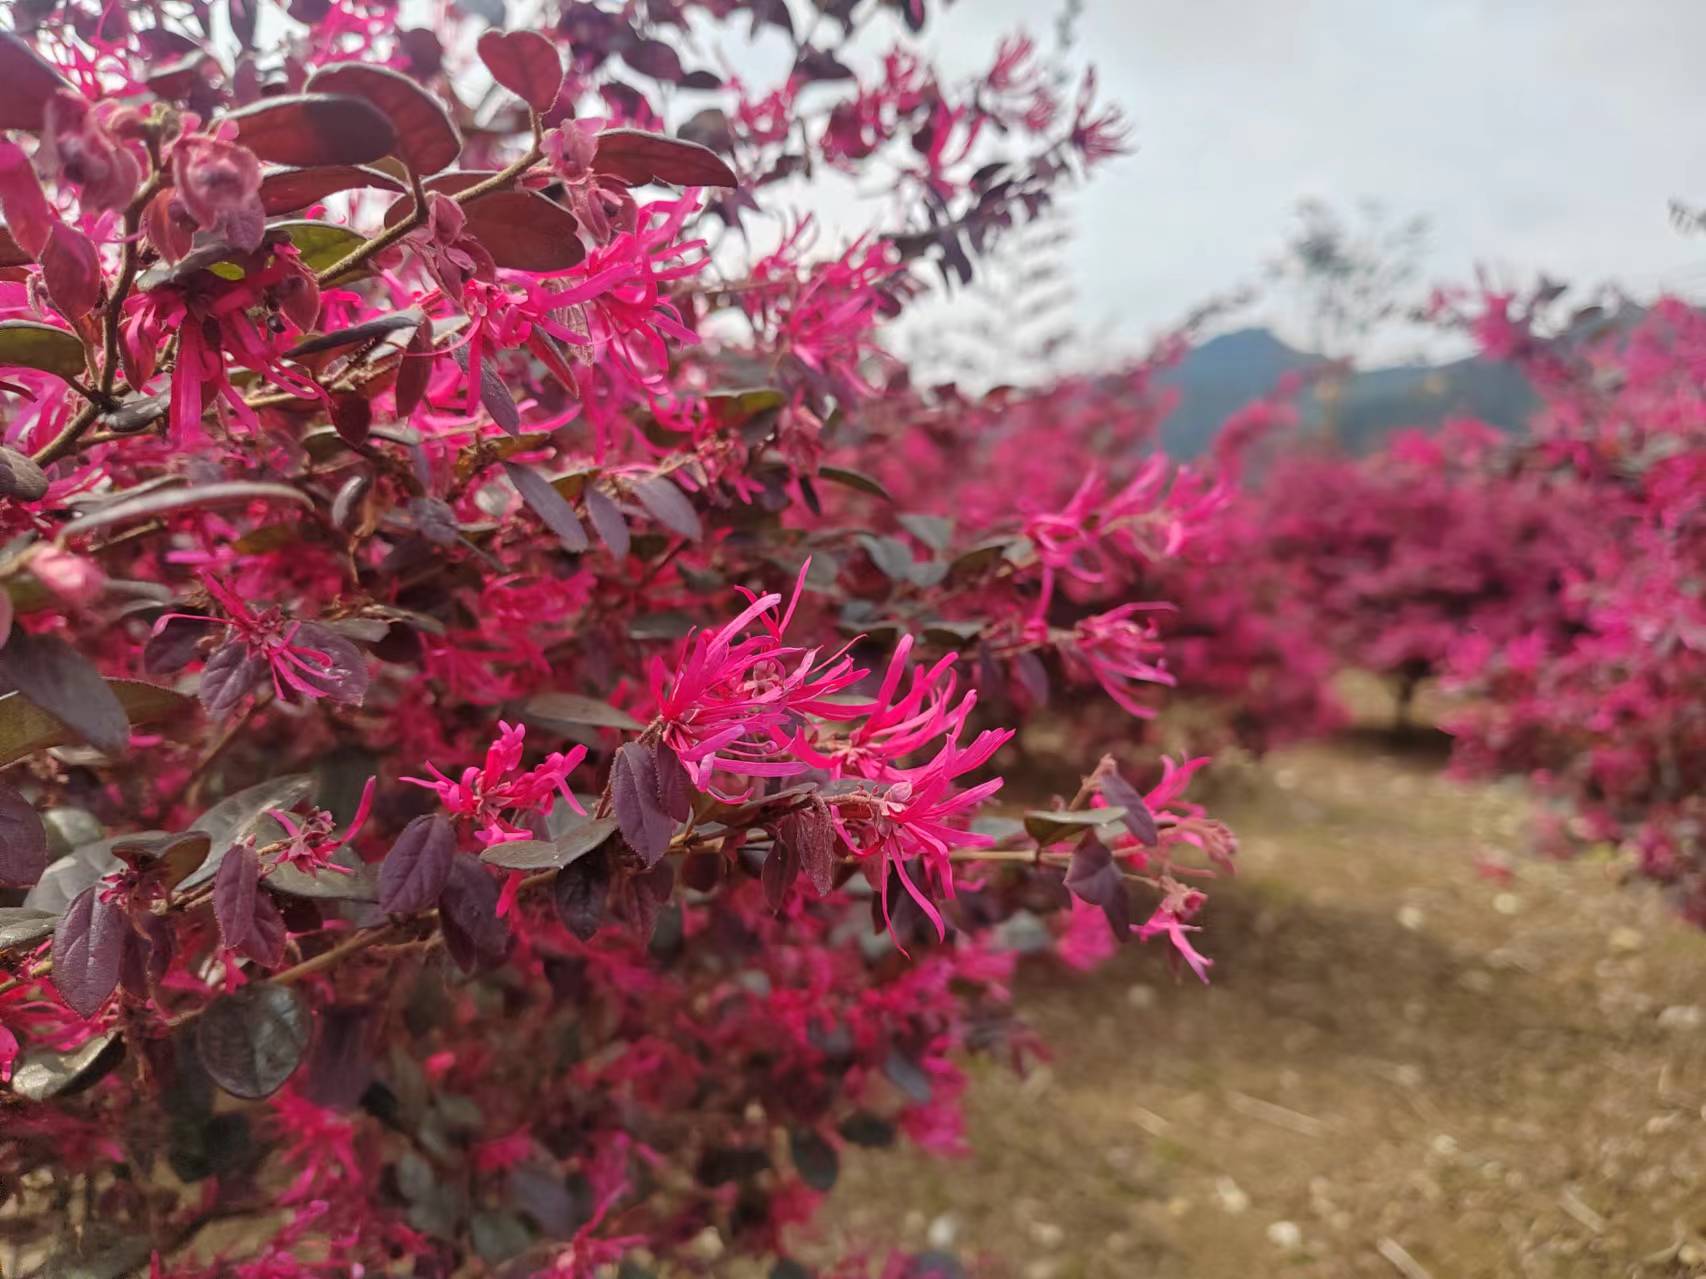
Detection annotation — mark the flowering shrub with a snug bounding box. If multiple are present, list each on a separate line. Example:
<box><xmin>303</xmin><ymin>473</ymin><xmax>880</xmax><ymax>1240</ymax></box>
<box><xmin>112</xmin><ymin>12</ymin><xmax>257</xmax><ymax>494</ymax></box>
<box><xmin>0</xmin><ymin>4</ymin><xmax>1238</xmax><ymax>1273</ymax></box>
<box><xmin>1436</xmin><ymin>293</ymin><xmax>1706</xmax><ymax>920</ymax></box>
<box><xmin>1223</xmin><ymin>415</ymin><xmax>1594</xmax><ymax>727</ymax></box>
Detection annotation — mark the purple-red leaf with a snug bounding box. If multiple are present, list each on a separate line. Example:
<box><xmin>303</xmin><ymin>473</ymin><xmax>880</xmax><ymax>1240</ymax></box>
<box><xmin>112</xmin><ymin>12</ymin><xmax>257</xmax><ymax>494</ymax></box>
<box><xmin>584</xmin><ymin>485</ymin><xmax>630</xmax><ymax>559</ymax></box>
<box><xmin>304</xmin><ymin>63</ymin><xmax>462</xmax><ymax>174</ymax></box>
<box><xmin>227</xmin><ymin>94</ymin><xmax>399</xmax><ymax>168</ymax></box>
<box><xmin>593</xmin><ymin>128</ymin><xmax>738</xmax><ymax>188</ymax></box>
<box><xmin>0</xmin><ymin>34</ymin><xmax>74</xmax><ymax>132</ymax></box>
<box><xmin>395</xmin><ymin>322</ymin><xmax>434</xmax><ymax>419</ymax></box>
<box><xmin>378</xmin><ymin>813</ymin><xmax>454</xmax><ymax>915</ymax></box>
<box><xmin>1063</xmin><ymin>834</ymin><xmax>1130</xmax><ymax>940</ymax></box>
<box><xmin>778</xmin><ymin>801</ymin><xmax>837</xmax><ymax>896</ymax></box>
<box><xmin>476</xmin><ymin>30</ymin><xmax>564</xmax><ymax>112</ymax></box>
<box><xmin>611</xmin><ymin>741</ymin><xmax>675</xmax><ymax>865</ymax></box>
<box><xmin>0</xmin><ymin>778</ymin><xmax>47</xmax><ymax>887</ymax></box>
<box><xmin>199</xmin><ymin>639</ymin><xmax>266</xmax><ymax>716</ymax></box>
<box><xmin>552</xmin><ymin>845</ymin><xmax>609</xmax><ymax>940</ymax></box>
<box><xmin>0</xmin><ymin>628</ymin><xmax>129</xmax><ymax>755</ymax></box>
<box><xmin>212</xmin><ymin>843</ymin><xmax>260</xmax><ymax>952</ymax></box>
<box><xmin>41</xmin><ymin>223</ymin><xmax>100</xmax><ymax>321</ymax></box>
<box><xmin>290</xmin><ymin>622</ymin><xmax>370</xmax><ymax>705</ymax></box>
<box><xmin>1096</xmin><ymin>772</ymin><xmax>1159</xmax><ymax>847</ymax></box>
<box><xmin>652</xmin><ymin>742</ymin><xmax>694</xmax><ymax>822</ymax></box>
<box><xmin>299</xmin><ymin>1003</ymin><xmax>373</xmax><ymax>1110</ymax></box>
<box><xmin>461</xmin><ymin>189</ymin><xmax>584</xmax><ymax>273</ymax></box>
<box><xmin>260</xmin><ymin>163</ymin><xmax>406</xmax><ymax>216</ymax></box>
<box><xmin>452</xmin><ymin>343</ymin><xmax>519</xmax><ymax>434</ymax></box>
<box><xmin>51</xmin><ymin>884</ymin><xmax>128</xmax><ymax>1018</ymax></box>
<box><xmin>761</xmin><ymin>839</ymin><xmax>798</xmax><ymax>912</ymax></box>
<box><xmin>438</xmin><ymin>855</ymin><xmax>510</xmax><ymax>974</ymax></box>
<box><xmin>504</xmin><ymin>461</ymin><xmax>589</xmax><ymax>553</ymax></box>
<box><xmin>630</xmin><ymin>474</ymin><xmax>702</xmax><ymax>541</ymax></box>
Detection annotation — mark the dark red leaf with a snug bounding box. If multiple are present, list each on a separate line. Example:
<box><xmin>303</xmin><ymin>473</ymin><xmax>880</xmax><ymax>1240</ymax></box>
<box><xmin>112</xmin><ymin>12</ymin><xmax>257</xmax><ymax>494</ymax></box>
<box><xmin>618</xmin><ymin>39</ymin><xmax>684</xmax><ymax>84</ymax></box>
<box><xmin>242</xmin><ymin>891</ymin><xmax>286</xmax><ymax>967</ymax></box>
<box><xmin>330</xmin><ymin>391</ymin><xmax>372</xmax><ymax>446</ymax></box>
<box><xmin>0</xmin><ymin>778</ymin><xmax>47</xmax><ymax>887</ymax></box>
<box><xmin>652</xmin><ymin>742</ymin><xmax>693</xmax><ymax>822</ymax></box>
<box><xmin>41</xmin><ymin>223</ymin><xmax>100</xmax><ymax>321</ymax></box>
<box><xmin>394</xmin><ymin>323</ymin><xmax>434</xmax><ymax>419</ymax></box>
<box><xmin>761</xmin><ymin>839</ymin><xmax>798</xmax><ymax>912</ymax></box>
<box><xmin>593</xmin><ymin>128</ymin><xmax>738</xmax><ymax>188</ymax></box>
<box><xmin>290</xmin><ymin>623</ymin><xmax>369</xmax><ymax>705</ymax></box>
<box><xmin>299</xmin><ymin>1003</ymin><xmax>373</xmax><ymax>1110</ymax></box>
<box><xmin>630</xmin><ymin>474</ymin><xmax>702</xmax><ymax>540</ymax></box>
<box><xmin>438</xmin><ymin>855</ymin><xmax>510</xmax><ymax>974</ymax></box>
<box><xmin>504</xmin><ymin>461</ymin><xmax>589</xmax><ymax>553</ymax></box>
<box><xmin>304</xmin><ymin>63</ymin><xmax>462</xmax><ymax>175</ymax></box>
<box><xmin>476</xmin><ymin>30</ymin><xmax>564</xmax><ymax>112</ymax></box>
<box><xmin>617</xmin><ymin>858</ymin><xmax>672</xmax><ymax>940</ymax></box>
<box><xmin>0</xmin><ymin>628</ymin><xmax>130</xmax><ymax>755</ymax></box>
<box><xmin>199</xmin><ymin>639</ymin><xmax>266</xmax><ymax>715</ymax></box>
<box><xmin>584</xmin><ymin>485</ymin><xmax>630</xmax><ymax>559</ymax></box>
<box><xmin>378</xmin><ymin>813</ymin><xmax>455</xmax><ymax>915</ymax></box>
<box><xmin>461</xmin><ymin>189</ymin><xmax>584</xmax><ymax>273</ymax></box>
<box><xmin>552</xmin><ymin>845</ymin><xmax>609</xmax><ymax>940</ymax></box>
<box><xmin>778</xmin><ymin>801</ymin><xmax>837</xmax><ymax>896</ymax></box>
<box><xmin>212</xmin><ymin>843</ymin><xmax>260</xmax><ymax>952</ymax></box>
<box><xmin>0</xmin><ymin>224</ymin><xmax>28</xmax><ymax>268</ymax></box>
<box><xmin>51</xmin><ymin>884</ymin><xmax>128</xmax><ymax>1018</ymax></box>
<box><xmin>227</xmin><ymin>94</ymin><xmax>399</xmax><ymax>168</ymax></box>
<box><xmin>451</xmin><ymin>343</ymin><xmax>519</xmax><ymax>434</ymax></box>
<box><xmin>1096</xmin><ymin>772</ymin><xmax>1159</xmax><ymax>846</ymax></box>
<box><xmin>1063</xmin><ymin>834</ymin><xmax>1130</xmax><ymax>940</ymax></box>
<box><xmin>0</xmin><ymin>33</ymin><xmax>73</xmax><ymax>132</ymax></box>
<box><xmin>195</xmin><ymin>982</ymin><xmax>309</xmax><ymax>1099</ymax></box>
<box><xmin>611</xmin><ymin>741</ymin><xmax>675</xmax><ymax>865</ymax></box>
<box><xmin>260</xmin><ymin>164</ymin><xmax>405</xmax><ymax>216</ymax></box>
<box><xmin>144</xmin><ymin>615</ymin><xmax>212</xmax><ymax>676</ymax></box>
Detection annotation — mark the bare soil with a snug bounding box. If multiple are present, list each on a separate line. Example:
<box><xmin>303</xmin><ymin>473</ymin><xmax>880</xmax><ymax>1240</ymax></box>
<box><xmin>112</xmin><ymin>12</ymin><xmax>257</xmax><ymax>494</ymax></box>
<box><xmin>809</xmin><ymin>710</ymin><xmax>1706</xmax><ymax>1277</ymax></box>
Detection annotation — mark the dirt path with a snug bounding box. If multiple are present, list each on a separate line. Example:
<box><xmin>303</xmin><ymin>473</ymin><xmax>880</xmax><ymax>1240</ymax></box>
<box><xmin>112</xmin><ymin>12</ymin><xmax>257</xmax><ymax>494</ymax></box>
<box><xmin>814</xmin><ymin>730</ymin><xmax>1706</xmax><ymax>1278</ymax></box>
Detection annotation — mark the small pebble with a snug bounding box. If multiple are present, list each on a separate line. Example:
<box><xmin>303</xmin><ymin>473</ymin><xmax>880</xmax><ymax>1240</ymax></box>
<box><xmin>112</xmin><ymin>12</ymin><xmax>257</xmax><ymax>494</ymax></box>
<box><xmin>926</xmin><ymin>1214</ymin><xmax>958</xmax><ymax>1249</ymax></box>
<box><xmin>1028</xmin><ymin>1221</ymin><xmax>1064</xmax><ymax>1249</ymax></box>
<box><xmin>1126</xmin><ymin>983</ymin><xmax>1157</xmax><ymax>1010</ymax></box>
<box><xmin>1608</xmin><ymin>927</ymin><xmax>1644</xmax><ymax>953</ymax></box>
<box><xmin>1215</xmin><ymin>1176</ymin><xmax>1250</xmax><ymax>1214</ymax></box>
<box><xmin>1267</xmin><ymin>1220</ymin><xmax>1303</xmax><ymax>1251</ymax></box>
<box><xmin>1657</xmin><ymin>1005</ymin><xmax>1703</xmax><ymax>1032</ymax></box>
<box><xmin>1492</xmin><ymin>892</ymin><xmax>1522</xmax><ymax>915</ymax></box>
<box><xmin>1397</xmin><ymin>905</ymin><xmax>1426</xmax><ymax>931</ymax></box>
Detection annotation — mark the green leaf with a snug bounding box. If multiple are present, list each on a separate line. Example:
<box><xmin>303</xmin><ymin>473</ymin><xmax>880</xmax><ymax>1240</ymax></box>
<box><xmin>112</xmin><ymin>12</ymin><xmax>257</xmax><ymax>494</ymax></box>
<box><xmin>0</xmin><ymin>319</ymin><xmax>85</xmax><ymax>380</ymax></box>
<box><xmin>60</xmin><ymin>481</ymin><xmax>312</xmax><ymax>539</ymax></box>
<box><xmin>479</xmin><ymin>817</ymin><xmax>617</xmax><ymax>870</ymax></box>
<box><xmin>195</xmin><ymin>982</ymin><xmax>310</xmax><ymax>1100</ymax></box>
<box><xmin>817</xmin><ymin>465</ymin><xmax>892</xmax><ymax>502</ymax></box>
<box><xmin>9</xmin><ymin>1030</ymin><xmax>123</xmax><ymax>1102</ymax></box>
<box><xmin>273</xmin><ymin>219</ymin><xmax>369</xmax><ymax>275</ymax></box>
<box><xmin>1022</xmin><ymin>807</ymin><xmax>1127</xmax><ymax>845</ymax></box>
<box><xmin>178</xmin><ymin>774</ymin><xmax>317</xmax><ymax>893</ymax></box>
<box><xmin>521</xmin><ymin>690</ymin><xmax>643</xmax><ymax>732</ymax></box>
<box><xmin>0</xmin><ymin>680</ymin><xmax>192</xmax><ymax>769</ymax></box>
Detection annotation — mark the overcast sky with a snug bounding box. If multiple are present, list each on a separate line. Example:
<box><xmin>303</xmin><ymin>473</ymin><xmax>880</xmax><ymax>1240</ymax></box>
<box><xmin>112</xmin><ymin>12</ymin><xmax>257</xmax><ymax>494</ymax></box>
<box><xmin>875</xmin><ymin>0</ymin><xmax>1706</xmax><ymax>368</ymax></box>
